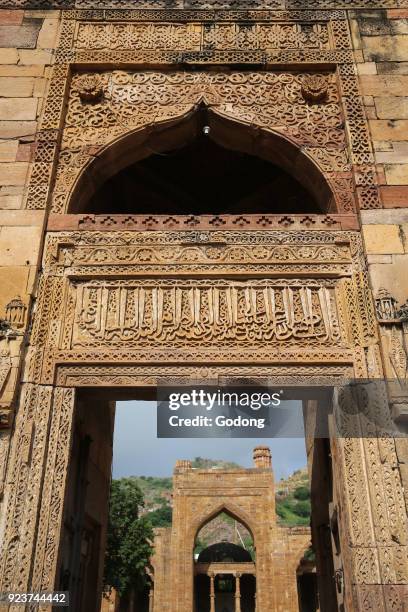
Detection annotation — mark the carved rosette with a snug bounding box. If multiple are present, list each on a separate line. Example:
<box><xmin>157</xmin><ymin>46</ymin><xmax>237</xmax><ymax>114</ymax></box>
<box><xmin>75</xmin><ymin>74</ymin><xmax>104</xmax><ymax>103</ymax></box>
<box><xmin>301</xmin><ymin>75</ymin><xmax>329</xmax><ymax>103</ymax></box>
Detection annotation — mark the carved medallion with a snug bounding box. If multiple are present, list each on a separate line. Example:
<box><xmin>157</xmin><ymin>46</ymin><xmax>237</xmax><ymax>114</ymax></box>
<box><xmin>75</xmin><ymin>74</ymin><xmax>104</xmax><ymax>103</ymax></box>
<box><xmin>301</xmin><ymin>75</ymin><xmax>328</xmax><ymax>103</ymax></box>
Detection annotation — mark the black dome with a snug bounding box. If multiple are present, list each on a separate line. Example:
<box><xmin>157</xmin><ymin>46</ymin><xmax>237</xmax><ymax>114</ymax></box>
<box><xmin>198</xmin><ymin>542</ymin><xmax>252</xmax><ymax>563</ymax></box>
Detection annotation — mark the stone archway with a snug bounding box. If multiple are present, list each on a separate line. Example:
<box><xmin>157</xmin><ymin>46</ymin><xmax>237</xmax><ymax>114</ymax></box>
<box><xmin>0</xmin><ymin>63</ymin><xmax>407</xmax><ymax>612</ymax></box>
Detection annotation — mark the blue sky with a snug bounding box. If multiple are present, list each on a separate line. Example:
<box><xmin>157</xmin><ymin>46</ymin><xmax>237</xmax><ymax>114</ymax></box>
<box><xmin>112</xmin><ymin>401</ymin><xmax>307</xmax><ymax>482</ymax></box>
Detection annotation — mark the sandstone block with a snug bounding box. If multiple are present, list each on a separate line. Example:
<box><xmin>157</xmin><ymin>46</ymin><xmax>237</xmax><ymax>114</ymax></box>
<box><xmin>357</xmin><ymin>62</ymin><xmax>377</xmax><ymax>75</ymax></box>
<box><xmin>0</xmin><ymin>76</ymin><xmax>34</xmax><ymax>97</ymax></box>
<box><xmin>363</xmin><ymin>35</ymin><xmax>408</xmax><ymax>62</ymax></box>
<box><xmin>380</xmin><ymin>185</ymin><xmax>408</xmax><ymax>207</ymax></box>
<box><xmin>374</xmin><ymin>97</ymin><xmax>408</xmax><ymax>119</ymax></box>
<box><xmin>37</xmin><ymin>19</ymin><xmax>59</xmax><ymax>49</ymax></box>
<box><xmin>23</xmin><ymin>10</ymin><xmax>61</xmax><ymax>18</ymax></box>
<box><xmin>0</xmin><ymin>120</ymin><xmax>37</xmax><ymax>139</ymax></box>
<box><xmin>0</xmin><ymin>210</ymin><xmax>44</xmax><ymax>226</ymax></box>
<box><xmin>377</xmin><ymin>61</ymin><xmax>408</xmax><ymax>74</ymax></box>
<box><xmin>17</xmin><ymin>49</ymin><xmax>53</xmax><ymax>65</ymax></box>
<box><xmin>0</xmin><ymin>266</ymin><xmax>30</xmax><ymax>315</ymax></box>
<box><xmin>0</xmin><ymin>65</ymin><xmax>43</xmax><ymax>76</ymax></box>
<box><xmin>375</xmin><ymin>149</ymin><xmax>408</xmax><ymax>164</ymax></box>
<box><xmin>0</xmin><ymin>11</ymin><xmax>24</xmax><ymax>25</ymax></box>
<box><xmin>0</xmin><ymin>98</ymin><xmax>37</xmax><ymax>120</ymax></box>
<box><xmin>369</xmin><ymin>120</ymin><xmax>408</xmax><ymax>141</ymax></box>
<box><xmin>361</xmin><ymin>209</ymin><xmax>408</xmax><ymax>224</ymax></box>
<box><xmin>0</xmin><ymin>194</ymin><xmax>22</xmax><ymax>209</ymax></box>
<box><xmin>0</xmin><ymin>21</ymin><xmax>41</xmax><ymax>49</ymax></box>
<box><xmin>0</xmin><ymin>163</ymin><xmax>28</xmax><ymax>186</ymax></box>
<box><xmin>368</xmin><ymin>256</ymin><xmax>408</xmax><ymax>303</ymax></box>
<box><xmin>15</xmin><ymin>143</ymin><xmax>34</xmax><ymax>162</ymax></box>
<box><xmin>362</xmin><ymin>224</ymin><xmax>404</xmax><ymax>254</ymax></box>
<box><xmin>33</xmin><ymin>77</ymin><xmax>46</xmax><ymax>98</ymax></box>
<box><xmin>366</xmin><ymin>254</ymin><xmax>393</xmax><ymax>264</ymax></box>
<box><xmin>384</xmin><ymin>164</ymin><xmax>408</xmax><ymax>185</ymax></box>
<box><xmin>387</xmin><ymin>10</ymin><xmax>408</xmax><ymax>19</ymax></box>
<box><xmin>0</xmin><ymin>48</ymin><xmax>17</xmax><ymax>64</ymax></box>
<box><xmin>360</xmin><ymin>75</ymin><xmax>408</xmax><ymax>96</ymax></box>
<box><xmin>0</xmin><ymin>141</ymin><xmax>17</xmax><ymax>162</ymax></box>
<box><xmin>0</xmin><ymin>225</ymin><xmax>42</xmax><ymax>266</ymax></box>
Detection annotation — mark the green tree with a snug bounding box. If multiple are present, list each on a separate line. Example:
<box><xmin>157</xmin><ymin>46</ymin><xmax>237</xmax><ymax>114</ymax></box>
<box><xmin>295</xmin><ymin>500</ymin><xmax>311</xmax><ymax>517</ymax></box>
<box><xmin>104</xmin><ymin>478</ymin><xmax>153</xmax><ymax>597</ymax></box>
<box><xmin>294</xmin><ymin>486</ymin><xmax>310</xmax><ymax>501</ymax></box>
<box><xmin>147</xmin><ymin>504</ymin><xmax>173</xmax><ymax>527</ymax></box>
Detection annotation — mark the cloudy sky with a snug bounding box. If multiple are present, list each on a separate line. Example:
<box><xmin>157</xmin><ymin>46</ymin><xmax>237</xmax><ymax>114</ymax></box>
<box><xmin>112</xmin><ymin>401</ymin><xmax>307</xmax><ymax>482</ymax></box>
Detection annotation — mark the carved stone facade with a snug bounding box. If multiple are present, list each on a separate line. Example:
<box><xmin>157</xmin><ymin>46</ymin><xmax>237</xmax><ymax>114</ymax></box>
<box><xmin>0</xmin><ymin>5</ymin><xmax>407</xmax><ymax>612</ymax></box>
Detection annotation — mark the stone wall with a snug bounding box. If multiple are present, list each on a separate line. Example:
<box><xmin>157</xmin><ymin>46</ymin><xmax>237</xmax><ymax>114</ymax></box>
<box><xmin>352</xmin><ymin>9</ymin><xmax>408</xmax><ymax>304</ymax></box>
<box><xmin>0</xmin><ymin>9</ymin><xmax>60</xmax><ymax>419</ymax></box>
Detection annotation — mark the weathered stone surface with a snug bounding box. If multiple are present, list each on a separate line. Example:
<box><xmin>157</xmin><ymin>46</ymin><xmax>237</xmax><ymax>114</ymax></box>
<box><xmin>363</xmin><ymin>35</ymin><xmax>408</xmax><ymax>62</ymax></box>
<box><xmin>361</xmin><ymin>209</ymin><xmax>408</xmax><ymax>224</ymax></box>
<box><xmin>0</xmin><ymin>21</ymin><xmax>41</xmax><ymax>49</ymax></box>
<box><xmin>360</xmin><ymin>74</ymin><xmax>408</xmax><ymax>96</ymax></box>
<box><xmin>377</xmin><ymin>61</ymin><xmax>408</xmax><ymax>74</ymax></box>
<box><xmin>0</xmin><ymin>10</ymin><xmax>24</xmax><ymax>26</ymax></box>
<box><xmin>0</xmin><ymin>77</ymin><xmax>34</xmax><ymax>97</ymax></box>
<box><xmin>362</xmin><ymin>224</ymin><xmax>405</xmax><ymax>254</ymax></box>
<box><xmin>374</xmin><ymin>96</ymin><xmax>408</xmax><ymax>119</ymax></box>
<box><xmin>0</xmin><ymin>162</ymin><xmax>28</xmax><ymax>186</ymax></box>
<box><xmin>0</xmin><ymin>194</ymin><xmax>22</xmax><ymax>209</ymax></box>
<box><xmin>370</xmin><ymin>119</ymin><xmax>408</xmax><ymax>140</ymax></box>
<box><xmin>0</xmin><ymin>225</ymin><xmax>41</xmax><ymax>265</ymax></box>
<box><xmin>368</xmin><ymin>257</ymin><xmax>408</xmax><ymax>303</ymax></box>
<box><xmin>17</xmin><ymin>49</ymin><xmax>53</xmax><ymax>65</ymax></box>
<box><xmin>0</xmin><ymin>48</ymin><xmax>17</xmax><ymax>64</ymax></box>
<box><xmin>0</xmin><ymin>266</ymin><xmax>31</xmax><ymax>310</ymax></box>
<box><xmin>384</xmin><ymin>163</ymin><xmax>408</xmax><ymax>185</ymax></box>
<box><xmin>0</xmin><ymin>120</ymin><xmax>37</xmax><ymax>138</ymax></box>
<box><xmin>37</xmin><ymin>18</ymin><xmax>59</xmax><ymax>49</ymax></box>
<box><xmin>0</xmin><ymin>141</ymin><xmax>17</xmax><ymax>162</ymax></box>
<box><xmin>0</xmin><ymin>65</ymin><xmax>43</xmax><ymax>76</ymax></box>
<box><xmin>0</xmin><ymin>97</ymin><xmax>37</xmax><ymax>120</ymax></box>
<box><xmin>380</xmin><ymin>185</ymin><xmax>408</xmax><ymax>207</ymax></box>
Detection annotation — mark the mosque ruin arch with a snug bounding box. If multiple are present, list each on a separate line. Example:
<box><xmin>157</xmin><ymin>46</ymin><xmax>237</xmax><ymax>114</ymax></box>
<box><xmin>0</xmin><ymin>7</ymin><xmax>407</xmax><ymax>612</ymax></box>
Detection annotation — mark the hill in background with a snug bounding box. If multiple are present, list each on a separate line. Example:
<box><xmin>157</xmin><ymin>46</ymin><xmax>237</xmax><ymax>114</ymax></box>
<box><xmin>129</xmin><ymin>458</ymin><xmax>310</xmax><ymax>530</ymax></box>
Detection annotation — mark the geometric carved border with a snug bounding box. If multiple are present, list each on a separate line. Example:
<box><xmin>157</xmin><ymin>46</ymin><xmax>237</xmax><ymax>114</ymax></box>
<box><xmin>25</xmin><ymin>9</ymin><xmax>382</xmax><ymax>215</ymax></box>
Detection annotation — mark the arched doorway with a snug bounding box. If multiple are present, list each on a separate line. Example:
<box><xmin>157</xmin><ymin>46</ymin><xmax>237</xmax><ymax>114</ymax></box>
<box><xmin>194</xmin><ymin>513</ymin><xmax>256</xmax><ymax>612</ymax></box>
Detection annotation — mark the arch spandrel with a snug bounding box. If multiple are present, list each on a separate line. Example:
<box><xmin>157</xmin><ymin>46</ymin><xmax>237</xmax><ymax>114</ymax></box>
<box><xmin>52</xmin><ymin>69</ymin><xmax>355</xmax><ymax>217</ymax></box>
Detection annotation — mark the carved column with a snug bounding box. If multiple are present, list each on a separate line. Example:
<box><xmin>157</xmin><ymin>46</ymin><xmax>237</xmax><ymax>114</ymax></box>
<box><xmin>0</xmin><ymin>384</ymin><xmax>75</xmax><ymax>597</ymax></box>
<box><xmin>235</xmin><ymin>573</ymin><xmax>241</xmax><ymax>612</ymax></box>
<box><xmin>209</xmin><ymin>573</ymin><xmax>215</xmax><ymax>612</ymax></box>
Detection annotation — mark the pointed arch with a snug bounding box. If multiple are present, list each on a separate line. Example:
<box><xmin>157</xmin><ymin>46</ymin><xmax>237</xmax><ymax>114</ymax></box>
<box><xmin>66</xmin><ymin>104</ymin><xmax>336</xmax><ymax>215</ymax></box>
<box><xmin>189</xmin><ymin>501</ymin><xmax>257</xmax><ymax>551</ymax></box>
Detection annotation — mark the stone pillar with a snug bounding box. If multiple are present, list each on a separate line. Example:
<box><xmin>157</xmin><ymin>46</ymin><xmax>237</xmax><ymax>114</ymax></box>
<box><xmin>149</xmin><ymin>587</ymin><xmax>154</xmax><ymax>612</ymax></box>
<box><xmin>0</xmin><ymin>384</ymin><xmax>76</xmax><ymax>598</ymax></box>
<box><xmin>235</xmin><ymin>573</ymin><xmax>241</xmax><ymax>612</ymax></box>
<box><xmin>209</xmin><ymin>573</ymin><xmax>215</xmax><ymax>612</ymax></box>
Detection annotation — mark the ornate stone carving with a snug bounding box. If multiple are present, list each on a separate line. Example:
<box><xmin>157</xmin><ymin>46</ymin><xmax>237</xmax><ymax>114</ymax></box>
<box><xmin>71</xmin><ymin>279</ymin><xmax>343</xmax><ymax>347</ymax></box>
<box><xmin>74</xmin><ymin>73</ymin><xmax>104</xmax><ymax>102</ymax></box>
<box><xmin>0</xmin><ymin>349</ymin><xmax>11</xmax><ymax>396</ymax></box>
<box><xmin>397</xmin><ymin>300</ymin><xmax>408</xmax><ymax>323</ymax></box>
<box><xmin>375</xmin><ymin>288</ymin><xmax>398</xmax><ymax>322</ymax></box>
<box><xmin>301</xmin><ymin>74</ymin><xmax>329</xmax><ymax>103</ymax></box>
